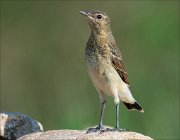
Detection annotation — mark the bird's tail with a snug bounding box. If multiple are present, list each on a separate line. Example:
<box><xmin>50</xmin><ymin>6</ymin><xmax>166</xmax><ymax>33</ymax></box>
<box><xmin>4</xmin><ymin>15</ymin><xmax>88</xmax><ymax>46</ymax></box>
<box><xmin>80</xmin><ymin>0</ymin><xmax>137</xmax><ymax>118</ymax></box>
<box><xmin>123</xmin><ymin>101</ymin><xmax>144</xmax><ymax>112</ymax></box>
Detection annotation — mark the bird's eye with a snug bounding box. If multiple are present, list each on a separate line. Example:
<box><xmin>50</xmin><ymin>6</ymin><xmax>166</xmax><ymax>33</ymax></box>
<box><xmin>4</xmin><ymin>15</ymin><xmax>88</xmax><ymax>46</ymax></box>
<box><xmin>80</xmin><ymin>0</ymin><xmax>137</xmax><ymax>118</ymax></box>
<box><xmin>97</xmin><ymin>15</ymin><xmax>102</xmax><ymax>19</ymax></box>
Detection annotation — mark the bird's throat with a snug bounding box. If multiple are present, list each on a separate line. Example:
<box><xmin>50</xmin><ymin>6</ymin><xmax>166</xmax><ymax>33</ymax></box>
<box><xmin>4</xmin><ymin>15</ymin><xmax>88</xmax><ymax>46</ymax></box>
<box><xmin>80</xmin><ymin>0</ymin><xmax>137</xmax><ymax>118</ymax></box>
<box><xmin>91</xmin><ymin>30</ymin><xmax>113</xmax><ymax>46</ymax></box>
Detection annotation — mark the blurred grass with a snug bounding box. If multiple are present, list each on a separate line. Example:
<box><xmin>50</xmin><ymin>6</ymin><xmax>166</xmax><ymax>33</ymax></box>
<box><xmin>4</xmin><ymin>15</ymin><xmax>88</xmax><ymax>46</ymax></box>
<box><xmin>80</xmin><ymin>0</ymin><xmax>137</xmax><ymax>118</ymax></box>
<box><xmin>0</xmin><ymin>1</ymin><xmax>179</xmax><ymax>139</ymax></box>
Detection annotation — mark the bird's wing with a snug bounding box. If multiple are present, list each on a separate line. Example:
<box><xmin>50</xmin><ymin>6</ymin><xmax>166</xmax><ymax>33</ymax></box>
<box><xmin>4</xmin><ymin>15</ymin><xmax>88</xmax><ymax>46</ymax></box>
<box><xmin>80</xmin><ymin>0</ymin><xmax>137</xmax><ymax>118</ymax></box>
<box><xmin>109</xmin><ymin>43</ymin><xmax>130</xmax><ymax>85</ymax></box>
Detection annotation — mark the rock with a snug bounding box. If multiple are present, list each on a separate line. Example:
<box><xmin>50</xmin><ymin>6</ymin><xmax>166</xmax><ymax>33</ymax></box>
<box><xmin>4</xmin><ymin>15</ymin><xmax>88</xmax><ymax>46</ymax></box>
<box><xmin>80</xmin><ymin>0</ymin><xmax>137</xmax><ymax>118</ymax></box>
<box><xmin>0</xmin><ymin>112</ymin><xmax>43</xmax><ymax>140</ymax></box>
<box><xmin>18</xmin><ymin>129</ymin><xmax>153</xmax><ymax>140</ymax></box>
<box><xmin>0</xmin><ymin>112</ymin><xmax>153</xmax><ymax>140</ymax></box>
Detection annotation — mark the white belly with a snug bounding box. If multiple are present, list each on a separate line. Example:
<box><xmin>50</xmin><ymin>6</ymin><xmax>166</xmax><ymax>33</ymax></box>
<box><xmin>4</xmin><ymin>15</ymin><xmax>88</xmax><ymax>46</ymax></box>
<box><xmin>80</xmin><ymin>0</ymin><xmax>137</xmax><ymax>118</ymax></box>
<box><xmin>87</xmin><ymin>63</ymin><xmax>135</xmax><ymax>104</ymax></box>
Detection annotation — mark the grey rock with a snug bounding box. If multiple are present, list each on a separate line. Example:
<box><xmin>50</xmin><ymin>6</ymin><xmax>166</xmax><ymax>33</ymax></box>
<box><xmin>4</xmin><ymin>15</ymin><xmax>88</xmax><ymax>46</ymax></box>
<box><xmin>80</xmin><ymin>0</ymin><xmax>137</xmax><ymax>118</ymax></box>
<box><xmin>0</xmin><ymin>112</ymin><xmax>43</xmax><ymax>140</ymax></box>
<box><xmin>18</xmin><ymin>129</ymin><xmax>153</xmax><ymax>140</ymax></box>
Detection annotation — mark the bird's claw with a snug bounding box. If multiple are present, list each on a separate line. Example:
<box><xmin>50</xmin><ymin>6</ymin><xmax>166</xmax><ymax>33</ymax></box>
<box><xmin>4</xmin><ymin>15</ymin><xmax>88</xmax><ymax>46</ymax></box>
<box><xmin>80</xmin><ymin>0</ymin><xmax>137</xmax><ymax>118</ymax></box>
<box><xmin>100</xmin><ymin>128</ymin><xmax>128</xmax><ymax>133</ymax></box>
<box><xmin>86</xmin><ymin>126</ymin><xmax>105</xmax><ymax>133</ymax></box>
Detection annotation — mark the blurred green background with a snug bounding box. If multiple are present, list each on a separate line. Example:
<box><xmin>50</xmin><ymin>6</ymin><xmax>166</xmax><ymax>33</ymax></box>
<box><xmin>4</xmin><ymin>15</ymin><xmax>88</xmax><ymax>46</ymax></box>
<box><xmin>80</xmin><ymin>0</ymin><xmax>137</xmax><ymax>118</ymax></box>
<box><xmin>0</xmin><ymin>1</ymin><xmax>179</xmax><ymax>139</ymax></box>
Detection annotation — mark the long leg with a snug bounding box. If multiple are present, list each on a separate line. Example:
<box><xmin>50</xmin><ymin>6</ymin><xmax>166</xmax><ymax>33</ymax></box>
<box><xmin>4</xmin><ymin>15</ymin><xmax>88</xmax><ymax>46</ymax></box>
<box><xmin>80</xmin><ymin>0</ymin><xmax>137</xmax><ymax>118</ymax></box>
<box><xmin>102</xmin><ymin>102</ymin><xmax>127</xmax><ymax>132</ymax></box>
<box><xmin>86</xmin><ymin>92</ymin><xmax>106</xmax><ymax>133</ymax></box>
<box><xmin>99</xmin><ymin>100</ymin><xmax>106</xmax><ymax>128</ymax></box>
<box><xmin>115</xmin><ymin>103</ymin><xmax>119</xmax><ymax>129</ymax></box>
<box><xmin>113</xmin><ymin>90</ymin><xmax>120</xmax><ymax>129</ymax></box>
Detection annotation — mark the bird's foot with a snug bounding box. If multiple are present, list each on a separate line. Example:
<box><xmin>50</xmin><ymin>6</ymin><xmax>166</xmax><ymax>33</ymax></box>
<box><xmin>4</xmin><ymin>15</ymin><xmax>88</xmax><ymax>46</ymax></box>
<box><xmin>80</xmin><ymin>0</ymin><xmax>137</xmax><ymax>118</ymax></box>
<box><xmin>86</xmin><ymin>125</ymin><xmax>105</xmax><ymax>133</ymax></box>
<box><xmin>100</xmin><ymin>127</ymin><xmax>128</xmax><ymax>133</ymax></box>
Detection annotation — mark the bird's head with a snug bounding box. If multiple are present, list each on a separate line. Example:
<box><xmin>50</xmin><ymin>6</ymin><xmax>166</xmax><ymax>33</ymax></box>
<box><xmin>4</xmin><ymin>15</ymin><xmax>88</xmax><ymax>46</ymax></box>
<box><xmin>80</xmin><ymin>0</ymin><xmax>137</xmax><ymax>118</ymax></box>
<box><xmin>80</xmin><ymin>10</ymin><xmax>111</xmax><ymax>36</ymax></box>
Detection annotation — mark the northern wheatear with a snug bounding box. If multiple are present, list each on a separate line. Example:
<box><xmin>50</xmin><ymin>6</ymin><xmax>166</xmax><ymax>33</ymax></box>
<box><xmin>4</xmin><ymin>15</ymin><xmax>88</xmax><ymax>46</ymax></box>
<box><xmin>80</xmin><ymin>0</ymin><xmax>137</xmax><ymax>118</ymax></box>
<box><xmin>80</xmin><ymin>10</ymin><xmax>144</xmax><ymax>132</ymax></box>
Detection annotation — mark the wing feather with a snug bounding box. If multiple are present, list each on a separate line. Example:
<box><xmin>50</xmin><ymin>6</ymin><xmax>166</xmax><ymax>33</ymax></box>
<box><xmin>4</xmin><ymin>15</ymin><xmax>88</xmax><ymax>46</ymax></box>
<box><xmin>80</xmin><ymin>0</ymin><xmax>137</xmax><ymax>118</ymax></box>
<box><xmin>109</xmin><ymin>43</ymin><xmax>130</xmax><ymax>85</ymax></box>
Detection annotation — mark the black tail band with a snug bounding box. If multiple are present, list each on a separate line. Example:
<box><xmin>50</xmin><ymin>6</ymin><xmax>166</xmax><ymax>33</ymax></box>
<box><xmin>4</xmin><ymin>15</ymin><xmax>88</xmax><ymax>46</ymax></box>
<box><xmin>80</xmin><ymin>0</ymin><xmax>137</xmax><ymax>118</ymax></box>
<box><xmin>123</xmin><ymin>101</ymin><xmax>144</xmax><ymax>112</ymax></box>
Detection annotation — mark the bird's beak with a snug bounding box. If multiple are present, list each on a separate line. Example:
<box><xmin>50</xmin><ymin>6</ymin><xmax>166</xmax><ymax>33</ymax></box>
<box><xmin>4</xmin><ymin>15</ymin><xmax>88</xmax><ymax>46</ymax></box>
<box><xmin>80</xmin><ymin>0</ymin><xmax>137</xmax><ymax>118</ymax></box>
<box><xmin>80</xmin><ymin>10</ymin><xmax>95</xmax><ymax>23</ymax></box>
<box><xmin>79</xmin><ymin>11</ymin><xmax>88</xmax><ymax>16</ymax></box>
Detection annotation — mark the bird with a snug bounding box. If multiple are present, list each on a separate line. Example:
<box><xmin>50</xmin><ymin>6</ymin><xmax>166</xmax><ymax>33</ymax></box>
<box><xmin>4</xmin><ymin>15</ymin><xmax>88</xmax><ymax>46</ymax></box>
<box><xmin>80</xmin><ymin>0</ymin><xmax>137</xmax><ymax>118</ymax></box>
<box><xmin>80</xmin><ymin>10</ymin><xmax>144</xmax><ymax>132</ymax></box>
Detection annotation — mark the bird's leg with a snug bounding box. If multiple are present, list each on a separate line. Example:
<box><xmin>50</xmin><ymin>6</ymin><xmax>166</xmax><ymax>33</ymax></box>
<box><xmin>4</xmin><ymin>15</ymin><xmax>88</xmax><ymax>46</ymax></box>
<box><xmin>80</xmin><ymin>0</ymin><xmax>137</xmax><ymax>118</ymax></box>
<box><xmin>115</xmin><ymin>103</ymin><xmax>119</xmax><ymax>129</ymax></box>
<box><xmin>113</xmin><ymin>103</ymin><xmax>127</xmax><ymax>131</ymax></box>
<box><xmin>86</xmin><ymin>100</ymin><xmax>106</xmax><ymax>133</ymax></box>
<box><xmin>98</xmin><ymin>100</ymin><xmax>106</xmax><ymax>129</ymax></box>
<box><xmin>115</xmin><ymin>103</ymin><xmax>128</xmax><ymax>131</ymax></box>
<box><xmin>103</xmin><ymin>103</ymin><xmax>127</xmax><ymax>133</ymax></box>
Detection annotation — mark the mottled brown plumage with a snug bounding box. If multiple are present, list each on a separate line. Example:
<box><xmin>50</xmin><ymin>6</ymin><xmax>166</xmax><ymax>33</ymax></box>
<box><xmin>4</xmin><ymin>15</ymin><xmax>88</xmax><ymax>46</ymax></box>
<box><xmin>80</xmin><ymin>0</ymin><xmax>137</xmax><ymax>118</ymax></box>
<box><xmin>109</xmin><ymin>41</ymin><xmax>130</xmax><ymax>85</ymax></box>
<box><xmin>80</xmin><ymin>10</ymin><xmax>143</xmax><ymax>132</ymax></box>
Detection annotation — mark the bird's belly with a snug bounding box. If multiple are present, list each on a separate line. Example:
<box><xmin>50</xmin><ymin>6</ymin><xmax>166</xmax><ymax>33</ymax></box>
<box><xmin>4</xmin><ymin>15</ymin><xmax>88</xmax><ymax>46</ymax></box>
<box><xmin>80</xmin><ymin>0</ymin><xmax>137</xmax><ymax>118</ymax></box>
<box><xmin>87</xmin><ymin>67</ymin><xmax>111</xmax><ymax>96</ymax></box>
<box><xmin>86</xmin><ymin>63</ymin><xmax>119</xmax><ymax>97</ymax></box>
<box><xmin>87</xmin><ymin>62</ymin><xmax>134</xmax><ymax>103</ymax></box>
